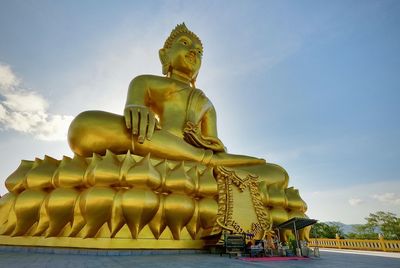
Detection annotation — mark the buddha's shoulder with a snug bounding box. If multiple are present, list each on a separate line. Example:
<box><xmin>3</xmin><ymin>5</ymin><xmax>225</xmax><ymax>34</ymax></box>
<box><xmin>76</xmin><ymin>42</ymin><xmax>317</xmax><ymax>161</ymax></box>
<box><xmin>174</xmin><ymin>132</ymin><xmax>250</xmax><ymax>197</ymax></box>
<box><xmin>129</xmin><ymin>74</ymin><xmax>172</xmax><ymax>86</ymax></box>
<box><xmin>192</xmin><ymin>87</ymin><xmax>206</xmax><ymax>98</ymax></box>
<box><xmin>191</xmin><ymin>88</ymin><xmax>214</xmax><ymax>107</ymax></box>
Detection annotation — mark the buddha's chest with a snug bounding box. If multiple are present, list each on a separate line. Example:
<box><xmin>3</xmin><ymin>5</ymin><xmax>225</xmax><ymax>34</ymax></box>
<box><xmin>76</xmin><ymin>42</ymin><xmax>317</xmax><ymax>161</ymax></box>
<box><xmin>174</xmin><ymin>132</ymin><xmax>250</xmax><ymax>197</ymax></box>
<box><xmin>150</xmin><ymin>88</ymin><xmax>191</xmax><ymax>135</ymax></box>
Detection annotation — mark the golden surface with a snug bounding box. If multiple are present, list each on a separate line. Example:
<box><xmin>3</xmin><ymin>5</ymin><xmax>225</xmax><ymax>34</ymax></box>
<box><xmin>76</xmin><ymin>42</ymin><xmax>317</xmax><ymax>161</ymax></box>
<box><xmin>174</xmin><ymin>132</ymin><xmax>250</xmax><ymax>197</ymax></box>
<box><xmin>0</xmin><ymin>235</ymin><xmax>206</xmax><ymax>249</ymax></box>
<box><xmin>0</xmin><ymin>23</ymin><xmax>309</xmax><ymax>249</ymax></box>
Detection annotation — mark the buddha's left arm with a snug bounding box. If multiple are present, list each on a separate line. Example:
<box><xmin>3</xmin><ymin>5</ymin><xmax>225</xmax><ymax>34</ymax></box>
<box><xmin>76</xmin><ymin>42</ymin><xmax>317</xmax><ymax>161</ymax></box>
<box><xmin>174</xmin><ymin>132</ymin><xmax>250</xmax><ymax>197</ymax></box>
<box><xmin>183</xmin><ymin>94</ymin><xmax>226</xmax><ymax>152</ymax></box>
<box><xmin>200</xmin><ymin>106</ymin><xmax>226</xmax><ymax>152</ymax></box>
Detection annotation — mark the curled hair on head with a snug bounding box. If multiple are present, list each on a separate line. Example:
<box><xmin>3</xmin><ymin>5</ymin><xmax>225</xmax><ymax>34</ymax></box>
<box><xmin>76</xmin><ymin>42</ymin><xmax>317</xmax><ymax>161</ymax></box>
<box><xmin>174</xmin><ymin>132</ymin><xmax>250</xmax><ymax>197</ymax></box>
<box><xmin>163</xmin><ymin>23</ymin><xmax>203</xmax><ymax>51</ymax></box>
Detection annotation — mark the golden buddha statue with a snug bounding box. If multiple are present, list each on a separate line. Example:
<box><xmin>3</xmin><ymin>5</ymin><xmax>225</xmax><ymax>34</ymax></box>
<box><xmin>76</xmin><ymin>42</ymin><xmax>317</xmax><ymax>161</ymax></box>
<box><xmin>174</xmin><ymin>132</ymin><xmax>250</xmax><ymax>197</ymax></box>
<box><xmin>0</xmin><ymin>23</ymin><xmax>309</xmax><ymax>249</ymax></box>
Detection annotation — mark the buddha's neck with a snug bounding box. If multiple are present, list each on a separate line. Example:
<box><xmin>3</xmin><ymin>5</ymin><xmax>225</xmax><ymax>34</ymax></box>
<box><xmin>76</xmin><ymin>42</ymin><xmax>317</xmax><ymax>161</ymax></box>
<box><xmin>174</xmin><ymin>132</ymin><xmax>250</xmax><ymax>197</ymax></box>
<box><xmin>170</xmin><ymin>70</ymin><xmax>192</xmax><ymax>85</ymax></box>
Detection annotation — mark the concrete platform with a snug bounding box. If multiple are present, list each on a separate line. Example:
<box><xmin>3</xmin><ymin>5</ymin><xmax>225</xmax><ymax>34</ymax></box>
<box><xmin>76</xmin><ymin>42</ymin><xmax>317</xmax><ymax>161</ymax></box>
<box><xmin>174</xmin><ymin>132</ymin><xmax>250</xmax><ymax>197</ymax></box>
<box><xmin>320</xmin><ymin>248</ymin><xmax>400</xmax><ymax>259</ymax></box>
<box><xmin>0</xmin><ymin>246</ymin><xmax>399</xmax><ymax>268</ymax></box>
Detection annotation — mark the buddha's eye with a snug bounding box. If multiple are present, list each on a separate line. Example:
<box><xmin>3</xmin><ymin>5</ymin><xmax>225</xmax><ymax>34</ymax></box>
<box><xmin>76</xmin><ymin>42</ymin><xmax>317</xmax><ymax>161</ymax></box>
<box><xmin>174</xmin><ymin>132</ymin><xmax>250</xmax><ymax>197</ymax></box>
<box><xmin>182</xmin><ymin>40</ymin><xmax>188</xmax><ymax>45</ymax></box>
<box><xmin>198</xmin><ymin>50</ymin><xmax>202</xmax><ymax>56</ymax></box>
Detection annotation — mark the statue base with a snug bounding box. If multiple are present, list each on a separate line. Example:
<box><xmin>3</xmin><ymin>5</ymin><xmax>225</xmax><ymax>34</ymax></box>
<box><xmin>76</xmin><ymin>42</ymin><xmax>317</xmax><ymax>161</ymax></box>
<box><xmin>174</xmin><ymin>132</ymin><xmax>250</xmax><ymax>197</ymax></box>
<box><xmin>0</xmin><ymin>236</ymin><xmax>207</xmax><ymax>249</ymax></box>
<box><xmin>0</xmin><ymin>150</ymin><xmax>309</xmax><ymax>249</ymax></box>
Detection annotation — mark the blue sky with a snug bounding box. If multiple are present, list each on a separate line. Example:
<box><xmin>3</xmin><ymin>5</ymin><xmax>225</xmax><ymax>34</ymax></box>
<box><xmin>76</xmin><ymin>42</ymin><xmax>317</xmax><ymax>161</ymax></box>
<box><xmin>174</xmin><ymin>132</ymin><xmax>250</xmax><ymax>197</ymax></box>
<box><xmin>0</xmin><ymin>0</ymin><xmax>399</xmax><ymax>224</ymax></box>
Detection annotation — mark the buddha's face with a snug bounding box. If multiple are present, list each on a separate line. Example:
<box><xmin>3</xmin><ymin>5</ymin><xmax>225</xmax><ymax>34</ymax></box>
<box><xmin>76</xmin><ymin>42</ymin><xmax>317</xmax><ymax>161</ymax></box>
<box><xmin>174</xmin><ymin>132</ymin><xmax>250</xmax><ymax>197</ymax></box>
<box><xmin>166</xmin><ymin>34</ymin><xmax>203</xmax><ymax>79</ymax></box>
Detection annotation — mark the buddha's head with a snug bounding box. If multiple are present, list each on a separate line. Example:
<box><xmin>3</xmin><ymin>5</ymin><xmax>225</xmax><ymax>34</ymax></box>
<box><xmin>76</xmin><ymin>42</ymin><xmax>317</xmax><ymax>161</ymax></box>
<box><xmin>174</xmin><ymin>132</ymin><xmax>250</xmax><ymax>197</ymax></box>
<box><xmin>159</xmin><ymin>23</ymin><xmax>203</xmax><ymax>86</ymax></box>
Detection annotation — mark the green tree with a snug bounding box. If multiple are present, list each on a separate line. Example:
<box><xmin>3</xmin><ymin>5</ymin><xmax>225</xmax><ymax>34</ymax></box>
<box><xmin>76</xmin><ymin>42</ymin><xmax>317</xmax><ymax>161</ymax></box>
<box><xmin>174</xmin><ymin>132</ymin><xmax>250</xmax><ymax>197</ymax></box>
<box><xmin>310</xmin><ymin>222</ymin><xmax>344</xmax><ymax>239</ymax></box>
<box><xmin>347</xmin><ymin>211</ymin><xmax>400</xmax><ymax>240</ymax></box>
<box><xmin>366</xmin><ymin>211</ymin><xmax>400</xmax><ymax>240</ymax></box>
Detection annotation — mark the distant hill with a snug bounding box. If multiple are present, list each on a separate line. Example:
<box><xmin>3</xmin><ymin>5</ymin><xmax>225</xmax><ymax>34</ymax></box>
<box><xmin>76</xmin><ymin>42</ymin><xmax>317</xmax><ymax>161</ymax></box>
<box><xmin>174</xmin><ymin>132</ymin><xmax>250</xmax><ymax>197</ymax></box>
<box><xmin>324</xmin><ymin>221</ymin><xmax>361</xmax><ymax>234</ymax></box>
<box><xmin>322</xmin><ymin>221</ymin><xmax>381</xmax><ymax>236</ymax></box>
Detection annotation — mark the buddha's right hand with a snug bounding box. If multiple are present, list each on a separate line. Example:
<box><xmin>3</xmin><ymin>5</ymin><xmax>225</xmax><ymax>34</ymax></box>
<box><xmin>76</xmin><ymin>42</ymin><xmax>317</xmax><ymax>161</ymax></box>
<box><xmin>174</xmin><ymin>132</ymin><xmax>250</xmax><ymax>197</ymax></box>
<box><xmin>124</xmin><ymin>104</ymin><xmax>161</xmax><ymax>143</ymax></box>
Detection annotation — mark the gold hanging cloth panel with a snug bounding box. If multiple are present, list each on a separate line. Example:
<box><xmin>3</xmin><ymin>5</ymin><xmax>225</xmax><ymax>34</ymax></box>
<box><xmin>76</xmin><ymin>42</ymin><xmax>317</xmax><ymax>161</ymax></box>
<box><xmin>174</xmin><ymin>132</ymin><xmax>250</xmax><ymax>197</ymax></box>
<box><xmin>214</xmin><ymin>166</ymin><xmax>272</xmax><ymax>237</ymax></box>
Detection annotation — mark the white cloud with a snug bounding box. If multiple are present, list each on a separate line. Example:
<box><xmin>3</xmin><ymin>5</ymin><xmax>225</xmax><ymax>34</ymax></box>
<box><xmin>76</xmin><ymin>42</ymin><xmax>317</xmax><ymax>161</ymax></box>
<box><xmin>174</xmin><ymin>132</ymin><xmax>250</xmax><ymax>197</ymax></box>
<box><xmin>0</xmin><ymin>64</ymin><xmax>19</xmax><ymax>90</ymax></box>
<box><xmin>302</xmin><ymin>180</ymin><xmax>400</xmax><ymax>224</ymax></box>
<box><xmin>2</xmin><ymin>92</ymin><xmax>48</xmax><ymax>113</ymax></box>
<box><xmin>0</xmin><ymin>63</ymin><xmax>73</xmax><ymax>141</ymax></box>
<box><xmin>0</xmin><ymin>104</ymin><xmax>6</xmax><ymax>118</ymax></box>
<box><xmin>349</xmin><ymin>198</ymin><xmax>363</xmax><ymax>206</ymax></box>
<box><xmin>372</xmin><ymin>193</ymin><xmax>400</xmax><ymax>205</ymax></box>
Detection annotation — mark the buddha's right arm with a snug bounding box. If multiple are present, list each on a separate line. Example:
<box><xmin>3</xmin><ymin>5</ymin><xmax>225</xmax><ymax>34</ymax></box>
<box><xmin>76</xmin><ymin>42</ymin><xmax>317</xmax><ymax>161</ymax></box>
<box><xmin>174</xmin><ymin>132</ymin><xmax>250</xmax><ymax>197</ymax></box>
<box><xmin>125</xmin><ymin>75</ymin><xmax>149</xmax><ymax>107</ymax></box>
<box><xmin>124</xmin><ymin>76</ymin><xmax>159</xmax><ymax>143</ymax></box>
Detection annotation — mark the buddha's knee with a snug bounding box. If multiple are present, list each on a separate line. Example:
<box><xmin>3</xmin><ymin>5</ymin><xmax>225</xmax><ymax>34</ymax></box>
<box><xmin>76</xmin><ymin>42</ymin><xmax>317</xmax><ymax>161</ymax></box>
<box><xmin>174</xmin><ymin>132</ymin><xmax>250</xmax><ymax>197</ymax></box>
<box><xmin>261</xmin><ymin>163</ymin><xmax>289</xmax><ymax>188</ymax></box>
<box><xmin>68</xmin><ymin>111</ymin><xmax>95</xmax><ymax>156</ymax></box>
<box><xmin>68</xmin><ymin>111</ymin><xmax>130</xmax><ymax>157</ymax></box>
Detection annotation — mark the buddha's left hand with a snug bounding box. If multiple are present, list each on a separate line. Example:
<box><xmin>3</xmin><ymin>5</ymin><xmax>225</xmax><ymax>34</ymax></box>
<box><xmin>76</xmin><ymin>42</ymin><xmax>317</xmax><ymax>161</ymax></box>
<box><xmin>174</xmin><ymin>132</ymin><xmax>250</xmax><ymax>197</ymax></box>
<box><xmin>184</xmin><ymin>121</ymin><xmax>225</xmax><ymax>152</ymax></box>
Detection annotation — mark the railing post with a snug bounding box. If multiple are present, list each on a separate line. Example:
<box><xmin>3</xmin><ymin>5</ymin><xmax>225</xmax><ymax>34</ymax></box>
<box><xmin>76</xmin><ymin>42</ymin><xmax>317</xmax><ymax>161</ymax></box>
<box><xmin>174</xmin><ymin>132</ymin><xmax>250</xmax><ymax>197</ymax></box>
<box><xmin>379</xmin><ymin>234</ymin><xmax>387</xmax><ymax>252</ymax></box>
<box><xmin>313</xmin><ymin>238</ymin><xmax>320</xmax><ymax>257</ymax></box>
<box><xmin>335</xmin><ymin>233</ymin><xmax>341</xmax><ymax>249</ymax></box>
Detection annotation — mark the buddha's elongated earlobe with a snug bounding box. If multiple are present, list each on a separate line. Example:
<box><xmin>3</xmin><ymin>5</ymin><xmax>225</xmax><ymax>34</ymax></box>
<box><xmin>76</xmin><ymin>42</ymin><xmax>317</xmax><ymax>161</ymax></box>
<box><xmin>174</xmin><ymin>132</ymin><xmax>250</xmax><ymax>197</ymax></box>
<box><xmin>159</xmin><ymin>48</ymin><xmax>171</xmax><ymax>76</ymax></box>
<box><xmin>190</xmin><ymin>74</ymin><xmax>197</xmax><ymax>88</ymax></box>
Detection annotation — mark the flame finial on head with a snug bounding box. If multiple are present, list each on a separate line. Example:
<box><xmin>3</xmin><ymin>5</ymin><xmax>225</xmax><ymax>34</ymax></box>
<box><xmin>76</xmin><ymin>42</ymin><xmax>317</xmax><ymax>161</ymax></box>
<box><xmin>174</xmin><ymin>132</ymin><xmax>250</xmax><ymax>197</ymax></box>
<box><xmin>163</xmin><ymin>23</ymin><xmax>203</xmax><ymax>51</ymax></box>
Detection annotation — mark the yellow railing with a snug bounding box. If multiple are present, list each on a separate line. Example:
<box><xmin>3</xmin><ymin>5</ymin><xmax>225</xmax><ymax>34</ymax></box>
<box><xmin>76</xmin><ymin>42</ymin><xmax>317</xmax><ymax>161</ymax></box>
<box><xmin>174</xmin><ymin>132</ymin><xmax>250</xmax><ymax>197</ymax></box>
<box><xmin>308</xmin><ymin>237</ymin><xmax>400</xmax><ymax>252</ymax></box>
